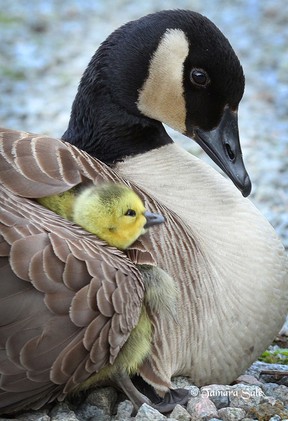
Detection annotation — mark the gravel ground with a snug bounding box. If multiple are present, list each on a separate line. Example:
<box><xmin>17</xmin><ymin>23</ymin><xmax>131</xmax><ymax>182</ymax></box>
<box><xmin>0</xmin><ymin>1</ymin><xmax>287</xmax><ymax>420</ymax></box>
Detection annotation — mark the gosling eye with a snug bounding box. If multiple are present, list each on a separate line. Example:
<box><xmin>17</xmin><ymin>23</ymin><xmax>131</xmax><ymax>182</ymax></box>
<box><xmin>190</xmin><ymin>68</ymin><xmax>210</xmax><ymax>87</ymax></box>
<box><xmin>125</xmin><ymin>209</ymin><xmax>136</xmax><ymax>217</ymax></box>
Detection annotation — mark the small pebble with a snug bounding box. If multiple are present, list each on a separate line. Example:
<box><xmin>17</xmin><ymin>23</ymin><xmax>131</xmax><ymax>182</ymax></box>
<box><xmin>201</xmin><ymin>385</ymin><xmax>230</xmax><ymax>409</ymax></box>
<box><xmin>228</xmin><ymin>385</ymin><xmax>264</xmax><ymax>410</ymax></box>
<box><xmin>84</xmin><ymin>386</ymin><xmax>118</xmax><ymax>414</ymax></box>
<box><xmin>169</xmin><ymin>404</ymin><xmax>191</xmax><ymax>420</ymax></box>
<box><xmin>187</xmin><ymin>395</ymin><xmax>218</xmax><ymax>420</ymax></box>
<box><xmin>112</xmin><ymin>399</ymin><xmax>134</xmax><ymax>420</ymax></box>
<box><xmin>135</xmin><ymin>403</ymin><xmax>167</xmax><ymax>420</ymax></box>
<box><xmin>13</xmin><ymin>409</ymin><xmax>50</xmax><ymax>421</ymax></box>
<box><xmin>235</xmin><ymin>374</ymin><xmax>263</xmax><ymax>386</ymax></box>
<box><xmin>246</xmin><ymin>400</ymin><xmax>288</xmax><ymax>420</ymax></box>
<box><xmin>218</xmin><ymin>407</ymin><xmax>247</xmax><ymax>421</ymax></box>
<box><xmin>50</xmin><ymin>402</ymin><xmax>79</xmax><ymax>421</ymax></box>
<box><xmin>261</xmin><ymin>383</ymin><xmax>288</xmax><ymax>405</ymax></box>
<box><xmin>75</xmin><ymin>403</ymin><xmax>111</xmax><ymax>421</ymax></box>
<box><xmin>269</xmin><ymin>415</ymin><xmax>281</xmax><ymax>421</ymax></box>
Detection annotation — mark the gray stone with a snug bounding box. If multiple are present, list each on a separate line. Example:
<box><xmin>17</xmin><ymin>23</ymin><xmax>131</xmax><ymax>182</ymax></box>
<box><xmin>171</xmin><ymin>378</ymin><xmax>200</xmax><ymax>400</ymax></box>
<box><xmin>245</xmin><ymin>400</ymin><xmax>288</xmax><ymax>420</ymax></box>
<box><xmin>172</xmin><ymin>377</ymin><xmax>194</xmax><ymax>389</ymax></box>
<box><xmin>169</xmin><ymin>404</ymin><xmax>191</xmax><ymax>420</ymax></box>
<box><xmin>75</xmin><ymin>403</ymin><xmax>111</xmax><ymax>421</ymax></box>
<box><xmin>261</xmin><ymin>383</ymin><xmax>288</xmax><ymax>405</ymax></box>
<box><xmin>88</xmin><ymin>412</ymin><xmax>111</xmax><ymax>421</ymax></box>
<box><xmin>218</xmin><ymin>407</ymin><xmax>247</xmax><ymax>421</ymax></box>
<box><xmin>269</xmin><ymin>416</ymin><xmax>281</xmax><ymax>421</ymax></box>
<box><xmin>186</xmin><ymin>386</ymin><xmax>201</xmax><ymax>399</ymax></box>
<box><xmin>246</xmin><ymin>361</ymin><xmax>288</xmax><ymax>381</ymax></box>
<box><xmin>50</xmin><ymin>402</ymin><xmax>79</xmax><ymax>421</ymax></box>
<box><xmin>14</xmin><ymin>410</ymin><xmax>50</xmax><ymax>421</ymax></box>
<box><xmin>235</xmin><ymin>375</ymin><xmax>263</xmax><ymax>386</ymax></box>
<box><xmin>187</xmin><ymin>396</ymin><xmax>218</xmax><ymax>420</ymax></box>
<box><xmin>135</xmin><ymin>403</ymin><xmax>167</xmax><ymax>420</ymax></box>
<box><xmin>261</xmin><ymin>394</ymin><xmax>278</xmax><ymax>407</ymax></box>
<box><xmin>261</xmin><ymin>372</ymin><xmax>288</xmax><ymax>386</ymax></box>
<box><xmin>85</xmin><ymin>386</ymin><xmax>118</xmax><ymax>415</ymax></box>
<box><xmin>113</xmin><ymin>399</ymin><xmax>134</xmax><ymax>420</ymax></box>
<box><xmin>201</xmin><ymin>385</ymin><xmax>230</xmax><ymax>409</ymax></box>
<box><xmin>228</xmin><ymin>385</ymin><xmax>265</xmax><ymax>410</ymax></box>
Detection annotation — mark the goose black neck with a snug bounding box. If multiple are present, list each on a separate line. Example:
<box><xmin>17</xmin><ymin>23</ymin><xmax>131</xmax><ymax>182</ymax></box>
<box><xmin>62</xmin><ymin>20</ymin><xmax>173</xmax><ymax>164</ymax></box>
<box><xmin>62</xmin><ymin>91</ymin><xmax>172</xmax><ymax>164</ymax></box>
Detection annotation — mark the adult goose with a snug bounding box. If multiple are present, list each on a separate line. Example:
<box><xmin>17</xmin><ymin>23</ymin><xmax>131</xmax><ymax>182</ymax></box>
<box><xmin>0</xmin><ymin>9</ymin><xmax>287</xmax><ymax>415</ymax></box>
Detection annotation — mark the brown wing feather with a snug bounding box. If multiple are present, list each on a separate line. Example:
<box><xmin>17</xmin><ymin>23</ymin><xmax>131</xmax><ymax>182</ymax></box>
<box><xmin>0</xmin><ymin>128</ymin><xmax>151</xmax><ymax>414</ymax></box>
<box><xmin>0</xmin><ymin>129</ymin><xmax>82</xmax><ymax>197</ymax></box>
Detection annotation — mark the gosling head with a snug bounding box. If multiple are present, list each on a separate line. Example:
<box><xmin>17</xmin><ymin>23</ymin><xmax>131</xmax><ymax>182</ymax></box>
<box><xmin>73</xmin><ymin>184</ymin><xmax>164</xmax><ymax>250</ymax></box>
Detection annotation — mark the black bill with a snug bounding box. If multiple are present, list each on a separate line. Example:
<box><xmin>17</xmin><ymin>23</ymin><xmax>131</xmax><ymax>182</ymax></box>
<box><xmin>192</xmin><ymin>107</ymin><xmax>252</xmax><ymax>197</ymax></box>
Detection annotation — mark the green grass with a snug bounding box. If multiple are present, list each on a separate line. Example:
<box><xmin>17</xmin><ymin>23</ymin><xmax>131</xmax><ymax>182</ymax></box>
<box><xmin>0</xmin><ymin>13</ymin><xmax>22</xmax><ymax>24</ymax></box>
<box><xmin>259</xmin><ymin>348</ymin><xmax>288</xmax><ymax>364</ymax></box>
<box><xmin>0</xmin><ymin>67</ymin><xmax>26</xmax><ymax>80</ymax></box>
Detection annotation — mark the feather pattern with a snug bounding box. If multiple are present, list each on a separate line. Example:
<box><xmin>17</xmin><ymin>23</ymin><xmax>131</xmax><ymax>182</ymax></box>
<box><xmin>0</xmin><ymin>129</ymin><xmax>152</xmax><ymax>413</ymax></box>
<box><xmin>0</xmin><ymin>128</ymin><xmax>288</xmax><ymax>413</ymax></box>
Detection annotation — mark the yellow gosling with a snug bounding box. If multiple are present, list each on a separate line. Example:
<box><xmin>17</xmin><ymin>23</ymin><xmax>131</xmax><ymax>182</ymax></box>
<box><xmin>37</xmin><ymin>183</ymin><xmax>177</xmax><ymax>388</ymax></box>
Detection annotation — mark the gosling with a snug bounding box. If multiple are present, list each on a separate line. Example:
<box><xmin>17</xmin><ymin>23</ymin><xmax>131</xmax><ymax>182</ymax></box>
<box><xmin>38</xmin><ymin>183</ymin><xmax>178</xmax><ymax>318</ymax></box>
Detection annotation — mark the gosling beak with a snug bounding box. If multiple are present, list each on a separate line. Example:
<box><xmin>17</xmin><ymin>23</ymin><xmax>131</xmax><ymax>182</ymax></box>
<box><xmin>192</xmin><ymin>107</ymin><xmax>252</xmax><ymax>197</ymax></box>
<box><xmin>144</xmin><ymin>211</ymin><xmax>165</xmax><ymax>229</ymax></box>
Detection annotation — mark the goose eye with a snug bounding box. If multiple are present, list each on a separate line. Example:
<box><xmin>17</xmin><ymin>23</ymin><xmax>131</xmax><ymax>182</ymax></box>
<box><xmin>125</xmin><ymin>209</ymin><xmax>136</xmax><ymax>217</ymax></box>
<box><xmin>190</xmin><ymin>69</ymin><xmax>210</xmax><ymax>87</ymax></box>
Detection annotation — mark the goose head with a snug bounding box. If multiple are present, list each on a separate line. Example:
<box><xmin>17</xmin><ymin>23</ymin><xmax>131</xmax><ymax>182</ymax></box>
<box><xmin>63</xmin><ymin>10</ymin><xmax>251</xmax><ymax>196</ymax></box>
<box><xmin>73</xmin><ymin>184</ymin><xmax>164</xmax><ymax>250</ymax></box>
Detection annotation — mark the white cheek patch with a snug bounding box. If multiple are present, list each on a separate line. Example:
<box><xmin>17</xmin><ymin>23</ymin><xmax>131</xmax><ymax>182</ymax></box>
<box><xmin>137</xmin><ymin>28</ymin><xmax>189</xmax><ymax>133</ymax></box>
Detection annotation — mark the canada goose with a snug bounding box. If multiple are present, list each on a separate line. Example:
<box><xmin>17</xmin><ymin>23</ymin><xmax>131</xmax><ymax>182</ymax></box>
<box><xmin>0</xmin><ymin>9</ymin><xmax>287</xmax><ymax>415</ymax></box>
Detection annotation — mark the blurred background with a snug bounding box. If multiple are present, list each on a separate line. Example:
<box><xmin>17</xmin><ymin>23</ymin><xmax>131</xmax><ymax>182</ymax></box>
<box><xmin>0</xmin><ymin>0</ymin><xmax>287</xmax><ymax>248</ymax></box>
